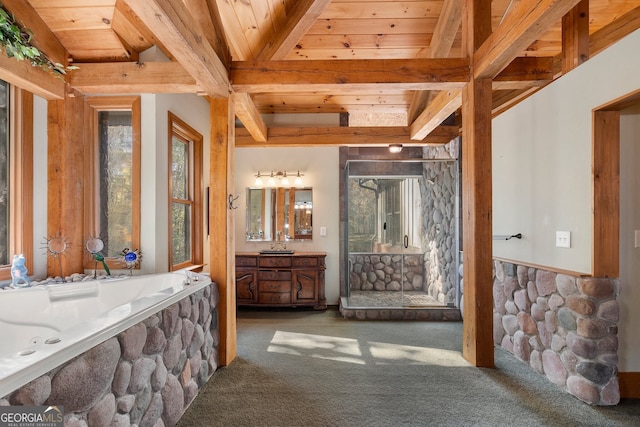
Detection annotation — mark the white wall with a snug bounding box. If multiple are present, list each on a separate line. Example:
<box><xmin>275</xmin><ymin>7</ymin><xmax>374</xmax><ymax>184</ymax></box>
<box><xmin>234</xmin><ymin>147</ymin><xmax>341</xmax><ymax>305</ymax></box>
<box><xmin>493</xmin><ymin>29</ymin><xmax>640</xmax><ymax>274</ymax></box>
<box><xmin>618</xmin><ymin>108</ymin><xmax>640</xmax><ymax>372</ymax></box>
<box><xmin>139</xmin><ymin>93</ymin><xmax>211</xmax><ymax>274</ymax></box>
<box><xmin>493</xmin><ymin>30</ymin><xmax>640</xmax><ymax>372</ymax></box>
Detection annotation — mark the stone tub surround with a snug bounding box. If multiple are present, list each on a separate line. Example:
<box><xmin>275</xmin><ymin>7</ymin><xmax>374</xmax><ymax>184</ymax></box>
<box><xmin>1</xmin><ymin>283</ymin><xmax>219</xmax><ymax>426</ymax></box>
<box><xmin>493</xmin><ymin>260</ymin><xmax>619</xmax><ymax>405</ymax></box>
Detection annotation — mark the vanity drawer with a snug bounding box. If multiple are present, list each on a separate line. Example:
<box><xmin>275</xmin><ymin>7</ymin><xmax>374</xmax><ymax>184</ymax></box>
<box><xmin>236</xmin><ymin>256</ymin><xmax>257</xmax><ymax>267</ymax></box>
<box><xmin>259</xmin><ymin>292</ymin><xmax>291</xmax><ymax>304</ymax></box>
<box><xmin>258</xmin><ymin>270</ymin><xmax>291</xmax><ymax>281</ymax></box>
<box><xmin>259</xmin><ymin>256</ymin><xmax>292</xmax><ymax>268</ymax></box>
<box><xmin>259</xmin><ymin>281</ymin><xmax>291</xmax><ymax>293</ymax></box>
<box><xmin>292</xmin><ymin>257</ymin><xmax>318</xmax><ymax>267</ymax></box>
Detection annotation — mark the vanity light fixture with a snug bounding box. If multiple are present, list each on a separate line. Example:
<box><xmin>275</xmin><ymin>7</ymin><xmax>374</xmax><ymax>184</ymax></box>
<box><xmin>254</xmin><ymin>171</ymin><xmax>264</xmax><ymax>186</ymax></box>
<box><xmin>389</xmin><ymin>144</ymin><xmax>403</xmax><ymax>153</ymax></box>
<box><xmin>254</xmin><ymin>170</ymin><xmax>304</xmax><ymax>187</ymax></box>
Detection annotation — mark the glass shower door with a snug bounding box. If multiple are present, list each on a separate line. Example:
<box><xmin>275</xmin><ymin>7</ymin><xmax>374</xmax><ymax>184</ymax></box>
<box><xmin>345</xmin><ymin>160</ymin><xmax>460</xmax><ymax>309</ymax></box>
<box><xmin>347</xmin><ymin>173</ymin><xmax>434</xmax><ymax>307</ymax></box>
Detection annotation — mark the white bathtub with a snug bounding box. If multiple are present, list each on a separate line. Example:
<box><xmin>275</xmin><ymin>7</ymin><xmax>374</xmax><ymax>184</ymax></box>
<box><xmin>0</xmin><ymin>272</ymin><xmax>212</xmax><ymax>398</ymax></box>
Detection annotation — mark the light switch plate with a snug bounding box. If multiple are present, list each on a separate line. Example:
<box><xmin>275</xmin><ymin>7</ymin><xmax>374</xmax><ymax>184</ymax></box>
<box><xmin>556</xmin><ymin>231</ymin><xmax>571</xmax><ymax>248</ymax></box>
<box><xmin>320</xmin><ymin>226</ymin><xmax>327</xmax><ymax>236</ymax></box>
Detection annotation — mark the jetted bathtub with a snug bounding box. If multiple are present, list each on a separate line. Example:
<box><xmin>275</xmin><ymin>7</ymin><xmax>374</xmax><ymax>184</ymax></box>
<box><xmin>0</xmin><ymin>272</ymin><xmax>212</xmax><ymax>398</ymax></box>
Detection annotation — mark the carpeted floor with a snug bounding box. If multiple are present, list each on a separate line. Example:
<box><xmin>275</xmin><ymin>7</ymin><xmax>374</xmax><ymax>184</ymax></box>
<box><xmin>178</xmin><ymin>307</ymin><xmax>640</xmax><ymax>427</ymax></box>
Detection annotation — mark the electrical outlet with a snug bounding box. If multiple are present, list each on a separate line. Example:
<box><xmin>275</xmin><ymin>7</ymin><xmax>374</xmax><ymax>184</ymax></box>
<box><xmin>320</xmin><ymin>226</ymin><xmax>327</xmax><ymax>236</ymax></box>
<box><xmin>556</xmin><ymin>231</ymin><xmax>571</xmax><ymax>248</ymax></box>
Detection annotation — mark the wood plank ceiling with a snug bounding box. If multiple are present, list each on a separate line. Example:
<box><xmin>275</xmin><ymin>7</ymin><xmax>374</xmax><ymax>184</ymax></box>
<box><xmin>15</xmin><ymin>0</ymin><xmax>640</xmax><ymax>144</ymax></box>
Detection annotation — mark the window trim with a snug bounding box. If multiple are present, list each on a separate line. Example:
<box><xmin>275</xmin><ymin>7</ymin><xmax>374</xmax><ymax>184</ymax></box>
<box><xmin>0</xmin><ymin>86</ymin><xmax>33</xmax><ymax>281</ymax></box>
<box><xmin>168</xmin><ymin>112</ymin><xmax>203</xmax><ymax>271</ymax></box>
<box><xmin>83</xmin><ymin>96</ymin><xmax>141</xmax><ymax>270</ymax></box>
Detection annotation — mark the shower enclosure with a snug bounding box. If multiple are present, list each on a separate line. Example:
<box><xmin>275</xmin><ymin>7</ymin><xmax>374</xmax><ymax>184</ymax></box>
<box><xmin>342</xmin><ymin>159</ymin><xmax>460</xmax><ymax>310</ymax></box>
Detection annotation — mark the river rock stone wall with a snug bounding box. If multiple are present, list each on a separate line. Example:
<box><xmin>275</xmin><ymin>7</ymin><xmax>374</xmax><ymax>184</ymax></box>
<box><xmin>422</xmin><ymin>139</ymin><xmax>459</xmax><ymax>306</ymax></box>
<box><xmin>493</xmin><ymin>260</ymin><xmax>619</xmax><ymax>405</ymax></box>
<box><xmin>349</xmin><ymin>253</ymin><xmax>423</xmax><ymax>291</ymax></box>
<box><xmin>1</xmin><ymin>283</ymin><xmax>219</xmax><ymax>426</ymax></box>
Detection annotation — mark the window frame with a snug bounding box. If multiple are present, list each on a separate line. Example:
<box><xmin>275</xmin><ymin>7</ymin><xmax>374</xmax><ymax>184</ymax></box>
<box><xmin>168</xmin><ymin>112</ymin><xmax>203</xmax><ymax>271</ymax></box>
<box><xmin>0</xmin><ymin>85</ymin><xmax>33</xmax><ymax>281</ymax></box>
<box><xmin>83</xmin><ymin>96</ymin><xmax>141</xmax><ymax>270</ymax></box>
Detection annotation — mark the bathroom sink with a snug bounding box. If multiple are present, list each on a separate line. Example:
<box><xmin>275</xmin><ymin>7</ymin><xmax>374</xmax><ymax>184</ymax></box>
<box><xmin>259</xmin><ymin>249</ymin><xmax>295</xmax><ymax>254</ymax></box>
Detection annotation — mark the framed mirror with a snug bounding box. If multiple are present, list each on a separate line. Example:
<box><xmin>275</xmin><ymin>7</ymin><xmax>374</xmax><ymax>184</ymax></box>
<box><xmin>246</xmin><ymin>187</ymin><xmax>313</xmax><ymax>241</ymax></box>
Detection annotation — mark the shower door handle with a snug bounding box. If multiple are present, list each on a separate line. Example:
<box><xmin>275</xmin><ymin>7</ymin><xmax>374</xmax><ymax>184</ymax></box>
<box><xmin>404</xmin><ymin>235</ymin><xmax>408</xmax><ymax>249</ymax></box>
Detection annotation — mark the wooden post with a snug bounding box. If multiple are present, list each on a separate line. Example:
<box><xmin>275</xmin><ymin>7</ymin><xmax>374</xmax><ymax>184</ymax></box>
<box><xmin>47</xmin><ymin>96</ymin><xmax>85</xmax><ymax>277</ymax></box>
<box><xmin>461</xmin><ymin>0</ymin><xmax>494</xmax><ymax>368</ymax></box>
<box><xmin>209</xmin><ymin>96</ymin><xmax>237</xmax><ymax>366</ymax></box>
<box><xmin>562</xmin><ymin>0</ymin><xmax>590</xmax><ymax>74</ymax></box>
<box><xmin>592</xmin><ymin>110</ymin><xmax>620</xmax><ymax>278</ymax></box>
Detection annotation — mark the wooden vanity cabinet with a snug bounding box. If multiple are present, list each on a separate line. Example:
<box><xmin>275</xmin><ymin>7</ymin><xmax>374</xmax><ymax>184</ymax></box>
<box><xmin>235</xmin><ymin>252</ymin><xmax>326</xmax><ymax>310</ymax></box>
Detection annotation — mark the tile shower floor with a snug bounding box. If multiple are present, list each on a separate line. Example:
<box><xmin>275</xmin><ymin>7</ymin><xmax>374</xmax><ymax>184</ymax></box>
<box><xmin>345</xmin><ymin>291</ymin><xmax>442</xmax><ymax>307</ymax></box>
<box><xmin>340</xmin><ymin>291</ymin><xmax>461</xmax><ymax>321</ymax></box>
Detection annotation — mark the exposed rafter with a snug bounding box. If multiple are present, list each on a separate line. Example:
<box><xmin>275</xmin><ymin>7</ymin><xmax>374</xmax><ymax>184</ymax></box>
<box><xmin>232</xmin><ymin>92</ymin><xmax>268</xmax><ymax>142</ymax></box>
<box><xmin>408</xmin><ymin>0</ymin><xmax>462</xmax><ymax>125</ymax></box>
<box><xmin>122</xmin><ymin>0</ymin><xmax>229</xmax><ymax>97</ymax></box>
<box><xmin>474</xmin><ymin>0</ymin><xmax>583</xmax><ymax>79</ymax></box>
<box><xmin>184</xmin><ymin>0</ymin><xmax>231</xmax><ymax>68</ymax></box>
<box><xmin>410</xmin><ymin>90</ymin><xmax>461</xmax><ymax>141</ymax></box>
<box><xmin>257</xmin><ymin>0</ymin><xmax>332</xmax><ymax>60</ymax></box>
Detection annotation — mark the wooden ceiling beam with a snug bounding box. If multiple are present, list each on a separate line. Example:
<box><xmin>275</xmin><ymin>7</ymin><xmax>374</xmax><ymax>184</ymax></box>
<box><xmin>410</xmin><ymin>55</ymin><xmax>553</xmax><ymax>140</ymax></box>
<box><xmin>235</xmin><ymin>125</ymin><xmax>459</xmax><ymax>147</ymax></box>
<box><xmin>0</xmin><ymin>54</ymin><xmax>64</xmax><ymax>100</ymax></box>
<box><xmin>68</xmin><ymin>61</ymin><xmax>200</xmax><ymax>94</ymax></box>
<box><xmin>184</xmin><ymin>0</ymin><xmax>231</xmax><ymax>68</ymax></box>
<box><xmin>232</xmin><ymin>58</ymin><xmax>470</xmax><ymax>93</ymax></box>
<box><xmin>410</xmin><ymin>89</ymin><xmax>461</xmax><ymax>141</ymax></box>
<box><xmin>2</xmin><ymin>0</ymin><xmax>68</xmax><ymax>67</ymax></box>
<box><xmin>474</xmin><ymin>0</ymin><xmax>582</xmax><ymax>79</ymax></box>
<box><xmin>492</xmin><ymin>56</ymin><xmax>555</xmax><ymax>89</ymax></box>
<box><xmin>589</xmin><ymin>5</ymin><xmax>640</xmax><ymax>57</ymax></box>
<box><xmin>562</xmin><ymin>0</ymin><xmax>589</xmax><ymax>74</ymax></box>
<box><xmin>408</xmin><ymin>0</ymin><xmax>462</xmax><ymax>124</ymax></box>
<box><xmin>122</xmin><ymin>0</ymin><xmax>229</xmax><ymax>97</ymax></box>
<box><xmin>231</xmin><ymin>92</ymin><xmax>268</xmax><ymax>142</ymax></box>
<box><xmin>491</xmin><ymin>5</ymin><xmax>640</xmax><ymax>116</ymax></box>
<box><xmin>257</xmin><ymin>0</ymin><xmax>332</xmax><ymax>60</ymax></box>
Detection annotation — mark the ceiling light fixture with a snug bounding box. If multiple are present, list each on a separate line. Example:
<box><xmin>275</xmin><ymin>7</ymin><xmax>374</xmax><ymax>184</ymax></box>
<box><xmin>389</xmin><ymin>144</ymin><xmax>403</xmax><ymax>153</ymax></box>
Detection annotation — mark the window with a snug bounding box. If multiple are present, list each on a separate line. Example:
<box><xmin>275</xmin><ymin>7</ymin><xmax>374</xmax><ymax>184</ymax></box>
<box><xmin>84</xmin><ymin>97</ymin><xmax>140</xmax><ymax>269</ymax></box>
<box><xmin>0</xmin><ymin>81</ymin><xmax>33</xmax><ymax>280</ymax></box>
<box><xmin>0</xmin><ymin>81</ymin><xmax>9</xmax><ymax>267</ymax></box>
<box><xmin>168</xmin><ymin>113</ymin><xmax>203</xmax><ymax>270</ymax></box>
